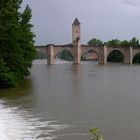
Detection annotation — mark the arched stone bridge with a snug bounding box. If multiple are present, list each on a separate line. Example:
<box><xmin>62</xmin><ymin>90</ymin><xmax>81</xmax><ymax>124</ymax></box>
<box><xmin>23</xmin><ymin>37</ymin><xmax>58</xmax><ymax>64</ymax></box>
<box><xmin>35</xmin><ymin>18</ymin><xmax>140</xmax><ymax>65</ymax></box>
<box><xmin>35</xmin><ymin>44</ymin><xmax>140</xmax><ymax>64</ymax></box>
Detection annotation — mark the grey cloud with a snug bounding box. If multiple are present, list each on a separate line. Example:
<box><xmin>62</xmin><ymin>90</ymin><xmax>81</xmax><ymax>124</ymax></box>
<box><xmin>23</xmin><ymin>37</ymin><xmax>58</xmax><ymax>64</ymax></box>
<box><xmin>123</xmin><ymin>0</ymin><xmax>140</xmax><ymax>7</ymax></box>
<box><xmin>22</xmin><ymin>0</ymin><xmax>140</xmax><ymax>45</ymax></box>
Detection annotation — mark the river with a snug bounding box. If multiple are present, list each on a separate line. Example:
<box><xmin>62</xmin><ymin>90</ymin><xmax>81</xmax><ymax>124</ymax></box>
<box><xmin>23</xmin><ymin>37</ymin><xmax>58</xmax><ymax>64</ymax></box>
<box><xmin>0</xmin><ymin>59</ymin><xmax>140</xmax><ymax>140</ymax></box>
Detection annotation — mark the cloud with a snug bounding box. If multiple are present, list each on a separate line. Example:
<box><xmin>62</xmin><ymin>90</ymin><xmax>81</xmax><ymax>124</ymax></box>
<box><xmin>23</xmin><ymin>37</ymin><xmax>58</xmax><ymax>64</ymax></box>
<box><xmin>123</xmin><ymin>0</ymin><xmax>140</xmax><ymax>7</ymax></box>
<box><xmin>22</xmin><ymin>0</ymin><xmax>140</xmax><ymax>45</ymax></box>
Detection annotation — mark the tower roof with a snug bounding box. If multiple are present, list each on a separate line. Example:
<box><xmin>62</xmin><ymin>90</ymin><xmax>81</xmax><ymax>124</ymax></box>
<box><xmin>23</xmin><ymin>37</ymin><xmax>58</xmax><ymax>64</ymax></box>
<box><xmin>72</xmin><ymin>18</ymin><xmax>80</xmax><ymax>25</ymax></box>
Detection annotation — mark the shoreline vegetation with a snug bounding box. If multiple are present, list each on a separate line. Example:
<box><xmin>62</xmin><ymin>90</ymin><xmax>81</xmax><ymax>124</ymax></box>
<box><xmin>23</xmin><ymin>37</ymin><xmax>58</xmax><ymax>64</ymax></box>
<box><xmin>90</xmin><ymin>128</ymin><xmax>104</xmax><ymax>140</ymax></box>
<box><xmin>87</xmin><ymin>37</ymin><xmax>140</xmax><ymax>48</ymax></box>
<box><xmin>0</xmin><ymin>0</ymin><xmax>36</xmax><ymax>88</ymax></box>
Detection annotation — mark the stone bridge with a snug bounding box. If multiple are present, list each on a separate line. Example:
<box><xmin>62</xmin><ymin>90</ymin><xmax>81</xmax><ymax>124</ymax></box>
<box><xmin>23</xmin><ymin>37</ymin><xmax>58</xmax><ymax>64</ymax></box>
<box><xmin>35</xmin><ymin>18</ymin><xmax>140</xmax><ymax>65</ymax></box>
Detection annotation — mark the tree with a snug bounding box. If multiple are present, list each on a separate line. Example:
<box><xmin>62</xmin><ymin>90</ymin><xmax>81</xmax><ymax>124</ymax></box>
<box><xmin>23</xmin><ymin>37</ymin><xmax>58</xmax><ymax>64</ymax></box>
<box><xmin>107</xmin><ymin>50</ymin><xmax>124</xmax><ymax>62</ymax></box>
<box><xmin>133</xmin><ymin>53</ymin><xmax>140</xmax><ymax>63</ymax></box>
<box><xmin>120</xmin><ymin>40</ymin><xmax>130</xmax><ymax>47</ymax></box>
<box><xmin>0</xmin><ymin>0</ymin><xmax>36</xmax><ymax>88</ymax></box>
<box><xmin>0</xmin><ymin>56</ymin><xmax>16</xmax><ymax>88</ymax></box>
<box><xmin>59</xmin><ymin>50</ymin><xmax>73</xmax><ymax>61</ymax></box>
<box><xmin>88</xmin><ymin>38</ymin><xmax>103</xmax><ymax>46</ymax></box>
<box><xmin>105</xmin><ymin>39</ymin><xmax>120</xmax><ymax>47</ymax></box>
<box><xmin>130</xmin><ymin>37</ymin><xmax>140</xmax><ymax>48</ymax></box>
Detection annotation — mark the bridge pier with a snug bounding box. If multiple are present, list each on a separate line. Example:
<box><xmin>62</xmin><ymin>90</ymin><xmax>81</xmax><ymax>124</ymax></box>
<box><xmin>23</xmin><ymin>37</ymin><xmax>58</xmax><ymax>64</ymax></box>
<box><xmin>124</xmin><ymin>47</ymin><xmax>133</xmax><ymax>64</ymax></box>
<box><xmin>47</xmin><ymin>44</ymin><xmax>55</xmax><ymax>65</ymax></box>
<box><xmin>73</xmin><ymin>40</ymin><xmax>81</xmax><ymax>64</ymax></box>
<box><xmin>98</xmin><ymin>46</ymin><xmax>107</xmax><ymax>64</ymax></box>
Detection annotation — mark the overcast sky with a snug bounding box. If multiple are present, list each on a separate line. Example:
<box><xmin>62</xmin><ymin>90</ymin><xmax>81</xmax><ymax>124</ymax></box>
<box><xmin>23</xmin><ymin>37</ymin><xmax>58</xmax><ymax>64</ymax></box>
<box><xmin>22</xmin><ymin>0</ymin><xmax>140</xmax><ymax>45</ymax></box>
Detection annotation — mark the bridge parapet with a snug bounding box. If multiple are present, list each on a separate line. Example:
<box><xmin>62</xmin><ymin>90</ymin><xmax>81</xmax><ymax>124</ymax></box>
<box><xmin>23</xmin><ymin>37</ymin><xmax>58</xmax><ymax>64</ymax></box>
<box><xmin>35</xmin><ymin>46</ymin><xmax>47</xmax><ymax>52</ymax></box>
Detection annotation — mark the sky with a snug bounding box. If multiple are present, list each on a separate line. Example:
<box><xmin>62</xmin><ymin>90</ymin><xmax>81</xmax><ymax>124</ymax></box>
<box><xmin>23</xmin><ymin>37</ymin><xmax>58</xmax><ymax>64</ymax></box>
<box><xmin>22</xmin><ymin>0</ymin><xmax>140</xmax><ymax>45</ymax></box>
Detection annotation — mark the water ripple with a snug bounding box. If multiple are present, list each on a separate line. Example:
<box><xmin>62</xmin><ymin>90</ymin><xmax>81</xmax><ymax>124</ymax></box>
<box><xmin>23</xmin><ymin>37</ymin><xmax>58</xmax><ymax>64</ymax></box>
<box><xmin>0</xmin><ymin>100</ymin><xmax>72</xmax><ymax>140</ymax></box>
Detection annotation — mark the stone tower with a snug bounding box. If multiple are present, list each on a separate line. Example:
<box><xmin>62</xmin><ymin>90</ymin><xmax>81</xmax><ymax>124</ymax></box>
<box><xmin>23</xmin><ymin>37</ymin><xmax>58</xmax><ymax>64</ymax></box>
<box><xmin>72</xmin><ymin>18</ymin><xmax>81</xmax><ymax>64</ymax></box>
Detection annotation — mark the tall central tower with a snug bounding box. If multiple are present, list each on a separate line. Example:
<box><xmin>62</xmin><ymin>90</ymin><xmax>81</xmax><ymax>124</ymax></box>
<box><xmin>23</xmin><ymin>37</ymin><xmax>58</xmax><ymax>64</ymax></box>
<box><xmin>72</xmin><ymin>18</ymin><xmax>81</xmax><ymax>64</ymax></box>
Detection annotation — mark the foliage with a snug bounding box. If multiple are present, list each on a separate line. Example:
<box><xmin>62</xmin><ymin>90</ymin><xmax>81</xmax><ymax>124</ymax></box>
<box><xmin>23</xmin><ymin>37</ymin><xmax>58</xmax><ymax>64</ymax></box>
<box><xmin>0</xmin><ymin>56</ymin><xmax>16</xmax><ymax>88</ymax></box>
<box><xmin>88</xmin><ymin>37</ymin><xmax>140</xmax><ymax>48</ymax></box>
<box><xmin>81</xmin><ymin>55</ymin><xmax>86</xmax><ymax>61</ymax></box>
<box><xmin>107</xmin><ymin>50</ymin><xmax>124</xmax><ymax>62</ymax></box>
<box><xmin>88</xmin><ymin>37</ymin><xmax>140</xmax><ymax>62</ymax></box>
<box><xmin>133</xmin><ymin>53</ymin><xmax>140</xmax><ymax>63</ymax></box>
<box><xmin>59</xmin><ymin>50</ymin><xmax>73</xmax><ymax>61</ymax></box>
<box><xmin>88</xmin><ymin>38</ymin><xmax>103</xmax><ymax>46</ymax></box>
<box><xmin>90</xmin><ymin>128</ymin><xmax>104</xmax><ymax>140</ymax></box>
<box><xmin>130</xmin><ymin>37</ymin><xmax>140</xmax><ymax>48</ymax></box>
<box><xmin>0</xmin><ymin>0</ymin><xmax>36</xmax><ymax>88</ymax></box>
<box><xmin>104</xmin><ymin>39</ymin><xmax>120</xmax><ymax>47</ymax></box>
<box><xmin>120</xmin><ymin>40</ymin><xmax>130</xmax><ymax>47</ymax></box>
<box><xmin>35</xmin><ymin>52</ymin><xmax>47</xmax><ymax>59</ymax></box>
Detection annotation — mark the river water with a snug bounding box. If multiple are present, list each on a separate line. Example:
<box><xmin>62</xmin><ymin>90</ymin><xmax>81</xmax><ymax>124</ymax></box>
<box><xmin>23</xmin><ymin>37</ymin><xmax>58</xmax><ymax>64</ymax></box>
<box><xmin>0</xmin><ymin>59</ymin><xmax>140</xmax><ymax>140</ymax></box>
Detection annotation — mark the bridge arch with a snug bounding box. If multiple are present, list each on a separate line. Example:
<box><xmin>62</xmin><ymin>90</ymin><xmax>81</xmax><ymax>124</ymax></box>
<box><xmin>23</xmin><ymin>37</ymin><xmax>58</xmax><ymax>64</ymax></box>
<box><xmin>133</xmin><ymin>52</ymin><xmax>140</xmax><ymax>63</ymax></box>
<box><xmin>107</xmin><ymin>49</ymin><xmax>124</xmax><ymax>62</ymax></box>
<box><xmin>54</xmin><ymin>48</ymin><xmax>73</xmax><ymax>60</ymax></box>
<box><xmin>81</xmin><ymin>48</ymin><xmax>99</xmax><ymax>60</ymax></box>
<box><xmin>36</xmin><ymin>48</ymin><xmax>49</xmax><ymax>59</ymax></box>
<box><xmin>107</xmin><ymin>48</ymin><xmax>125</xmax><ymax>63</ymax></box>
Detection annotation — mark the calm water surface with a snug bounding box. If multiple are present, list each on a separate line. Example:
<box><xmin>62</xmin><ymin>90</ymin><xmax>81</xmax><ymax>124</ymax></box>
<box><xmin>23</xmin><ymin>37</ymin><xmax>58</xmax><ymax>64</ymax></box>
<box><xmin>0</xmin><ymin>60</ymin><xmax>140</xmax><ymax>140</ymax></box>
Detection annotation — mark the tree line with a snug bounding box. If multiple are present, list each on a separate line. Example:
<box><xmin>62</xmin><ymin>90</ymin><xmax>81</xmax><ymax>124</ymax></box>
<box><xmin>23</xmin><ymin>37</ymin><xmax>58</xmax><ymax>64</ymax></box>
<box><xmin>88</xmin><ymin>37</ymin><xmax>140</xmax><ymax>63</ymax></box>
<box><xmin>0</xmin><ymin>0</ymin><xmax>36</xmax><ymax>88</ymax></box>
<box><xmin>88</xmin><ymin>37</ymin><xmax>140</xmax><ymax>48</ymax></box>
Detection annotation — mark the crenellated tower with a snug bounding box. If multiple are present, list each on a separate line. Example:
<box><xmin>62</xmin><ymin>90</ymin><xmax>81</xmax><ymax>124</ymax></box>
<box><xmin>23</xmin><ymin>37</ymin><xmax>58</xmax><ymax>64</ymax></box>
<box><xmin>72</xmin><ymin>18</ymin><xmax>81</xmax><ymax>64</ymax></box>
